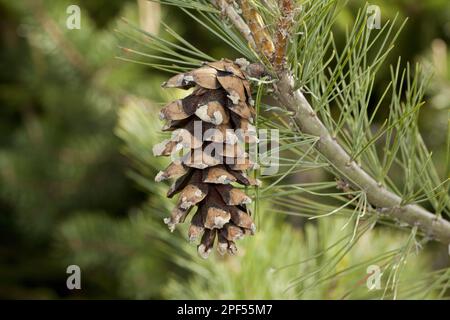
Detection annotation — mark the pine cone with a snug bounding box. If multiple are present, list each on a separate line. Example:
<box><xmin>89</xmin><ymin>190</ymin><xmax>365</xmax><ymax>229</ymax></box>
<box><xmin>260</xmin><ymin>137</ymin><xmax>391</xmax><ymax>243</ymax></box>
<box><xmin>153</xmin><ymin>59</ymin><xmax>260</xmax><ymax>258</ymax></box>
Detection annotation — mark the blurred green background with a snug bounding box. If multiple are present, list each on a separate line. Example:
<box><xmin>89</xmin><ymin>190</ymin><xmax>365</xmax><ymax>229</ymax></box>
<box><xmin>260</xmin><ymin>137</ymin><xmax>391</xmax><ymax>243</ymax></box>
<box><xmin>0</xmin><ymin>0</ymin><xmax>449</xmax><ymax>299</ymax></box>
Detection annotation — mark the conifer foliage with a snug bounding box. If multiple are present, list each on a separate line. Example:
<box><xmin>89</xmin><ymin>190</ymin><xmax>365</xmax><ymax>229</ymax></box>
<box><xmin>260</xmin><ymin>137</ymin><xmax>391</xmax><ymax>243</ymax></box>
<box><xmin>153</xmin><ymin>59</ymin><xmax>260</xmax><ymax>258</ymax></box>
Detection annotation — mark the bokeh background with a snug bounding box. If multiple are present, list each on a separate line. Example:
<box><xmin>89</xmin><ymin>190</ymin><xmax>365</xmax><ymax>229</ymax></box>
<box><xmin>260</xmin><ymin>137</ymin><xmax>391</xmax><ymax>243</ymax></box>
<box><xmin>0</xmin><ymin>0</ymin><xmax>449</xmax><ymax>299</ymax></box>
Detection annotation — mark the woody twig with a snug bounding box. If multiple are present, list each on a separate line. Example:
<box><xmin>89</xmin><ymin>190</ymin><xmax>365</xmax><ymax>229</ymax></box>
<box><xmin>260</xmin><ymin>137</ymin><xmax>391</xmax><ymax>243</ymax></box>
<box><xmin>272</xmin><ymin>0</ymin><xmax>296</xmax><ymax>71</ymax></box>
<box><xmin>239</xmin><ymin>0</ymin><xmax>275</xmax><ymax>59</ymax></box>
<box><xmin>212</xmin><ymin>0</ymin><xmax>258</xmax><ymax>52</ymax></box>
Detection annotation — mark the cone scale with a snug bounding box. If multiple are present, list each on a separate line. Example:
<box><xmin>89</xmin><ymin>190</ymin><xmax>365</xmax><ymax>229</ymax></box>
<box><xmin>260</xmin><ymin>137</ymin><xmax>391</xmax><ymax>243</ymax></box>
<box><xmin>153</xmin><ymin>59</ymin><xmax>259</xmax><ymax>258</ymax></box>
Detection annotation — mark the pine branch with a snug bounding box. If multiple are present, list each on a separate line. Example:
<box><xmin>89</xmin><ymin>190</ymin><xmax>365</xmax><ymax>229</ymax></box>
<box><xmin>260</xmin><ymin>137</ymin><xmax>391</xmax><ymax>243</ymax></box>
<box><xmin>272</xmin><ymin>0</ymin><xmax>296</xmax><ymax>70</ymax></box>
<box><xmin>211</xmin><ymin>0</ymin><xmax>258</xmax><ymax>51</ymax></box>
<box><xmin>214</xmin><ymin>0</ymin><xmax>450</xmax><ymax>245</ymax></box>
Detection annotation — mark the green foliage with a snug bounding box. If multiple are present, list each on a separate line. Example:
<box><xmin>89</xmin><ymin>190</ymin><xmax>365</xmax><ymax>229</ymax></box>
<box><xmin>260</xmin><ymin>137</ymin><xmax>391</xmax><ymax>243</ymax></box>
<box><xmin>58</xmin><ymin>209</ymin><xmax>180</xmax><ymax>298</ymax></box>
<box><xmin>60</xmin><ymin>99</ymin><xmax>439</xmax><ymax>299</ymax></box>
<box><xmin>2</xmin><ymin>0</ymin><xmax>450</xmax><ymax>299</ymax></box>
<box><xmin>165</xmin><ymin>216</ymin><xmax>438</xmax><ymax>299</ymax></box>
<box><xmin>117</xmin><ymin>0</ymin><xmax>450</xmax><ymax>299</ymax></box>
<box><xmin>0</xmin><ymin>0</ymin><xmax>151</xmax><ymax>298</ymax></box>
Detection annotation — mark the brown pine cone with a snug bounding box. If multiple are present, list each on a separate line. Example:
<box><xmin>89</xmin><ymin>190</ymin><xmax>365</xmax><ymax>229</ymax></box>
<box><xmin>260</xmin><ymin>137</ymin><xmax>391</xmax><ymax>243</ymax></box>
<box><xmin>153</xmin><ymin>59</ymin><xmax>260</xmax><ymax>258</ymax></box>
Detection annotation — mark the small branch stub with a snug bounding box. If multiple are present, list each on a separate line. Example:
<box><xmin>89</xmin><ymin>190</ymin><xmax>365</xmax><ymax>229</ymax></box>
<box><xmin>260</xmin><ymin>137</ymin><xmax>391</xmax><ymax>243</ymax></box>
<box><xmin>239</xmin><ymin>0</ymin><xmax>275</xmax><ymax>58</ymax></box>
<box><xmin>273</xmin><ymin>0</ymin><xmax>296</xmax><ymax>71</ymax></box>
<box><xmin>212</xmin><ymin>0</ymin><xmax>258</xmax><ymax>52</ymax></box>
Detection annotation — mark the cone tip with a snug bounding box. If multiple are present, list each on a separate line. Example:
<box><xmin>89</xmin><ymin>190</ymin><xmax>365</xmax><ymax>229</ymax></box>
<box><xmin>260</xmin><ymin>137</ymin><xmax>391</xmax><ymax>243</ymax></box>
<box><xmin>155</xmin><ymin>171</ymin><xmax>165</xmax><ymax>182</ymax></box>
<box><xmin>197</xmin><ymin>244</ymin><xmax>211</xmax><ymax>259</ymax></box>
<box><xmin>163</xmin><ymin>217</ymin><xmax>176</xmax><ymax>232</ymax></box>
<box><xmin>217</xmin><ymin>243</ymin><xmax>227</xmax><ymax>256</ymax></box>
<box><xmin>152</xmin><ymin>142</ymin><xmax>166</xmax><ymax>156</ymax></box>
<box><xmin>243</xmin><ymin>196</ymin><xmax>252</xmax><ymax>204</ymax></box>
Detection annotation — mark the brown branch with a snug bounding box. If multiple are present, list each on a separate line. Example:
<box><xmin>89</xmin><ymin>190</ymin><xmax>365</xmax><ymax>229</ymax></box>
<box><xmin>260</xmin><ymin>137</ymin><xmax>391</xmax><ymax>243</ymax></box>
<box><xmin>274</xmin><ymin>71</ymin><xmax>450</xmax><ymax>245</ymax></box>
<box><xmin>272</xmin><ymin>0</ymin><xmax>296</xmax><ymax>71</ymax></box>
<box><xmin>239</xmin><ymin>0</ymin><xmax>275</xmax><ymax>58</ymax></box>
<box><xmin>215</xmin><ymin>0</ymin><xmax>450</xmax><ymax>245</ymax></box>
